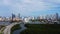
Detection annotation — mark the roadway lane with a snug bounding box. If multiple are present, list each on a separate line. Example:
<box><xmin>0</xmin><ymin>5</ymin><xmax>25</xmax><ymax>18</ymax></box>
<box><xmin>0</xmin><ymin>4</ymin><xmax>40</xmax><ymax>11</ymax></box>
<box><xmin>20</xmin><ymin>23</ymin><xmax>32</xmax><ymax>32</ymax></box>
<box><xmin>3</xmin><ymin>22</ymin><xmax>21</xmax><ymax>34</ymax></box>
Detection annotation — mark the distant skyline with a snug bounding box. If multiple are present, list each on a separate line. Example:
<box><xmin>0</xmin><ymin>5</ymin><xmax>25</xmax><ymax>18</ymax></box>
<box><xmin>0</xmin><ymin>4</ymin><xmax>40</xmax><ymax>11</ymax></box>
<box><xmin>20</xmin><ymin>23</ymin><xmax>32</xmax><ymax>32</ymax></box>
<box><xmin>0</xmin><ymin>0</ymin><xmax>60</xmax><ymax>17</ymax></box>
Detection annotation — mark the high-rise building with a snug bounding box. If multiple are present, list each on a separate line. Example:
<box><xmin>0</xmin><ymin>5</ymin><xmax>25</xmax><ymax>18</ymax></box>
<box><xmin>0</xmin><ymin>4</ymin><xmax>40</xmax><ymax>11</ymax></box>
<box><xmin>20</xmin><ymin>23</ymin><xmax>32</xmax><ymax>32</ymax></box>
<box><xmin>12</xmin><ymin>13</ymin><xmax>16</xmax><ymax>18</ymax></box>
<box><xmin>40</xmin><ymin>15</ymin><xmax>44</xmax><ymax>19</ymax></box>
<box><xmin>37</xmin><ymin>16</ymin><xmax>40</xmax><ymax>19</ymax></box>
<box><xmin>55</xmin><ymin>13</ymin><xmax>59</xmax><ymax>20</ymax></box>
<box><xmin>12</xmin><ymin>13</ymin><xmax>16</xmax><ymax>21</ymax></box>
<box><xmin>18</xmin><ymin>13</ymin><xmax>20</xmax><ymax>18</ymax></box>
<box><xmin>45</xmin><ymin>15</ymin><xmax>49</xmax><ymax>20</ymax></box>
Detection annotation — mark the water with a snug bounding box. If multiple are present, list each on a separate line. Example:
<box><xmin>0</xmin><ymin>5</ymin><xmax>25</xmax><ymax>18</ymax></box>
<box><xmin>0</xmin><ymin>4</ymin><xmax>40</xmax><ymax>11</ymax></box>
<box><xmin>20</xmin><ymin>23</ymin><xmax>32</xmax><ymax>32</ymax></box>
<box><xmin>0</xmin><ymin>22</ymin><xmax>11</xmax><ymax>26</ymax></box>
<box><xmin>13</xmin><ymin>23</ymin><xmax>27</xmax><ymax>34</ymax></box>
<box><xmin>12</xmin><ymin>22</ymin><xmax>47</xmax><ymax>34</ymax></box>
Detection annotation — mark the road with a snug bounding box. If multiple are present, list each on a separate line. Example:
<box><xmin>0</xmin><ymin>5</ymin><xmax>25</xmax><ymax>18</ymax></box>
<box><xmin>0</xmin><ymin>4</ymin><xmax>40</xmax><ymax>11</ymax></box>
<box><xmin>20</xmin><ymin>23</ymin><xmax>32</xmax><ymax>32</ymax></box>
<box><xmin>3</xmin><ymin>22</ymin><xmax>21</xmax><ymax>34</ymax></box>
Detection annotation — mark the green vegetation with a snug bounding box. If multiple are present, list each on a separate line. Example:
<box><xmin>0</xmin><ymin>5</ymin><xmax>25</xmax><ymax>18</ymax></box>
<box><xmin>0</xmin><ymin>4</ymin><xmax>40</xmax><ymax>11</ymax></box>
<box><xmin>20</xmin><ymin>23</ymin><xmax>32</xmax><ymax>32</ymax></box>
<box><xmin>0</xmin><ymin>25</ymin><xmax>5</xmax><ymax>34</ymax></box>
<box><xmin>20</xmin><ymin>24</ymin><xmax>60</xmax><ymax>34</ymax></box>
<box><xmin>0</xmin><ymin>25</ymin><xmax>5</xmax><ymax>29</ymax></box>
<box><xmin>11</xmin><ymin>24</ymin><xmax>21</xmax><ymax>34</ymax></box>
<box><xmin>0</xmin><ymin>32</ymin><xmax>2</xmax><ymax>34</ymax></box>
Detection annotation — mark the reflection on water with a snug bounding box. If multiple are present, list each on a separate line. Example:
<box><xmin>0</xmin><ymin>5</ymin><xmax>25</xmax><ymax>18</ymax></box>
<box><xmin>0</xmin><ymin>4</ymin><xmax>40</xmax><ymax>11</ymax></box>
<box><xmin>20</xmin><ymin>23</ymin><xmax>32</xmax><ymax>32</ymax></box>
<box><xmin>0</xmin><ymin>22</ymin><xmax>11</xmax><ymax>25</ymax></box>
<box><xmin>13</xmin><ymin>23</ymin><xmax>27</xmax><ymax>34</ymax></box>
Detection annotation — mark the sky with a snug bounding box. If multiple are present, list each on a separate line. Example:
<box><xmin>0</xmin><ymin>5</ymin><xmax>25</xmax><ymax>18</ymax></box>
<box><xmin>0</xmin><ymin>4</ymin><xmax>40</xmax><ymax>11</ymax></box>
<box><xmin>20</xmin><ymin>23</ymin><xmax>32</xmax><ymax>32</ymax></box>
<box><xmin>0</xmin><ymin>0</ymin><xmax>60</xmax><ymax>17</ymax></box>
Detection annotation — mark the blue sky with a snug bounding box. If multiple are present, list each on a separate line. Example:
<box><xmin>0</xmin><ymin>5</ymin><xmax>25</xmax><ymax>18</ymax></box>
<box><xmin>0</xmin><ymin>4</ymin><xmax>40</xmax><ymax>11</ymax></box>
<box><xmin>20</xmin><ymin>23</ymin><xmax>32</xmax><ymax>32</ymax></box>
<box><xmin>0</xmin><ymin>0</ymin><xmax>60</xmax><ymax>17</ymax></box>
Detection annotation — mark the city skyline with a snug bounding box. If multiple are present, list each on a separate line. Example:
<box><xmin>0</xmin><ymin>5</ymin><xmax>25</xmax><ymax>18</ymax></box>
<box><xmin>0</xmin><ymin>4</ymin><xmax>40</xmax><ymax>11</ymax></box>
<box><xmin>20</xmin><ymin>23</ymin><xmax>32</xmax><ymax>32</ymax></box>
<box><xmin>0</xmin><ymin>0</ymin><xmax>60</xmax><ymax>17</ymax></box>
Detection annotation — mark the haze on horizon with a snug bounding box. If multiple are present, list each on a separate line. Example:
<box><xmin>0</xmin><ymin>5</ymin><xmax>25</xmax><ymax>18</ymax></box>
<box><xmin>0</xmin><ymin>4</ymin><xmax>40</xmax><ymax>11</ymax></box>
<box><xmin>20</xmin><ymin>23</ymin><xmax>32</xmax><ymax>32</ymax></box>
<box><xmin>0</xmin><ymin>0</ymin><xmax>60</xmax><ymax>17</ymax></box>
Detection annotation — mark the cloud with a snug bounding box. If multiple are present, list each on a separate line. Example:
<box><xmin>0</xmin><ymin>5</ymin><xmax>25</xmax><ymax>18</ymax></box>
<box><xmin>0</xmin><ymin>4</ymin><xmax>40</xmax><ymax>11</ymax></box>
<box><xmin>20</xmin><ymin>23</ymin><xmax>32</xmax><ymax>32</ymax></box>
<box><xmin>0</xmin><ymin>0</ymin><xmax>60</xmax><ymax>16</ymax></box>
<box><xmin>45</xmin><ymin>0</ymin><xmax>60</xmax><ymax>4</ymax></box>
